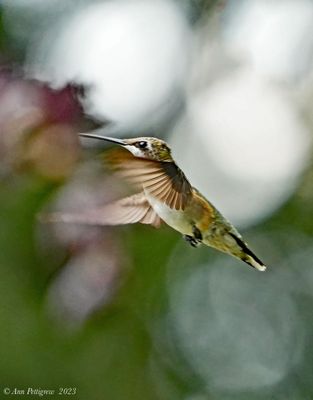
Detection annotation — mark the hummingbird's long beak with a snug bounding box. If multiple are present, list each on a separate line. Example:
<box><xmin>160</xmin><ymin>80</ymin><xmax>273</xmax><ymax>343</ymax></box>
<box><xmin>79</xmin><ymin>133</ymin><xmax>127</xmax><ymax>146</ymax></box>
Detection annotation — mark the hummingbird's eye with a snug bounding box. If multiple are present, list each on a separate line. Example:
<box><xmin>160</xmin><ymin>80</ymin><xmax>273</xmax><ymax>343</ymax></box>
<box><xmin>137</xmin><ymin>141</ymin><xmax>147</xmax><ymax>149</ymax></box>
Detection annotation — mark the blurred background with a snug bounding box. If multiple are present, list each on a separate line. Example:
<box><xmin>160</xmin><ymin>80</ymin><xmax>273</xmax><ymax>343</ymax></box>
<box><xmin>1</xmin><ymin>0</ymin><xmax>313</xmax><ymax>399</ymax></box>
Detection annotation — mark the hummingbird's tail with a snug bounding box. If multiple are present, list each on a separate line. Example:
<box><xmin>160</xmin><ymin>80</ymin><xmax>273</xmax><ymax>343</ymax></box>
<box><xmin>203</xmin><ymin>228</ymin><xmax>266</xmax><ymax>272</ymax></box>
<box><xmin>228</xmin><ymin>232</ymin><xmax>266</xmax><ymax>272</ymax></box>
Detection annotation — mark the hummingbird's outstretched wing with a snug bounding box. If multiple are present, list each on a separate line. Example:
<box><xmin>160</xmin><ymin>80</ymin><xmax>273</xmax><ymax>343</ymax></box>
<box><xmin>104</xmin><ymin>148</ymin><xmax>192</xmax><ymax>211</ymax></box>
<box><xmin>42</xmin><ymin>193</ymin><xmax>162</xmax><ymax>228</ymax></box>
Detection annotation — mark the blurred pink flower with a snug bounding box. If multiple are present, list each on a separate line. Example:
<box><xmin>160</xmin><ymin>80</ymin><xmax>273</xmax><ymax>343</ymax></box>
<box><xmin>0</xmin><ymin>66</ymin><xmax>85</xmax><ymax>179</ymax></box>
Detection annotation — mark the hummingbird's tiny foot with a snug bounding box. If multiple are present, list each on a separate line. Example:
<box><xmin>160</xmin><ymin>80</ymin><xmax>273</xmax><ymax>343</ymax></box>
<box><xmin>183</xmin><ymin>234</ymin><xmax>201</xmax><ymax>248</ymax></box>
<box><xmin>192</xmin><ymin>225</ymin><xmax>203</xmax><ymax>241</ymax></box>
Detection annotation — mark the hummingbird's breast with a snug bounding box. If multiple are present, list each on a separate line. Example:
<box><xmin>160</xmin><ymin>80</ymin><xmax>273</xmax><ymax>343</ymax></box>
<box><xmin>145</xmin><ymin>188</ymin><xmax>215</xmax><ymax>236</ymax></box>
<box><xmin>145</xmin><ymin>191</ymin><xmax>194</xmax><ymax>235</ymax></box>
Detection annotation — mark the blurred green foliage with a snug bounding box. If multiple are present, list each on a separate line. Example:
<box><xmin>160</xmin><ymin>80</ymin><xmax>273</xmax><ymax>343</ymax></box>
<box><xmin>0</xmin><ymin>173</ymin><xmax>188</xmax><ymax>399</ymax></box>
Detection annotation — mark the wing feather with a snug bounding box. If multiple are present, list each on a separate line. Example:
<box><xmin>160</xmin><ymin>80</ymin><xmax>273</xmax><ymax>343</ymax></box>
<box><xmin>104</xmin><ymin>148</ymin><xmax>192</xmax><ymax>210</ymax></box>
<box><xmin>43</xmin><ymin>193</ymin><xmax>162</xmax><ymax>228</ymax></box>
<box><xmin>140</xmin><ymin>207</ymin><xmax>162</xmax><ymax>227</ymax></box>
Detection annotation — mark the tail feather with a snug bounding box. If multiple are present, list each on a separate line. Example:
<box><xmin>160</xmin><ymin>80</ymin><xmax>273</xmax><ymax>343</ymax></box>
<box><xmin>229</xmin><ymin>233</ymin><xmax>266</xmax><ymax>272</ymax></box>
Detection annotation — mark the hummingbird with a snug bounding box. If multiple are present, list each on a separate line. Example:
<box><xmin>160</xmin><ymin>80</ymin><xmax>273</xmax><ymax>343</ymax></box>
<box><xmin>50</xmin><ymin>133</ymin><xmax>266</xmax><ymax>271</ymax></box>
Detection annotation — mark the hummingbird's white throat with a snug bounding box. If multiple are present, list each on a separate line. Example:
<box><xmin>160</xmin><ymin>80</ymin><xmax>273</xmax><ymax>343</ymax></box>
<box><xmin>126</xmin><ymin>143</ymin><xmax>151</xmax><ymax>158</ymax></box>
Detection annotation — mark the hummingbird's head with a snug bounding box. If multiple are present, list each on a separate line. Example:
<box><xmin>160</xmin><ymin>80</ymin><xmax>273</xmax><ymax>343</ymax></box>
<box><xmin>80</xmin><ymin>134</ymin><xmax>173</xmax><ymax>162</ymax></box>
<box><xmin>123</xmin><ymin>137</ymin><xmax>173</xmax><ymax>161</ymax></box>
